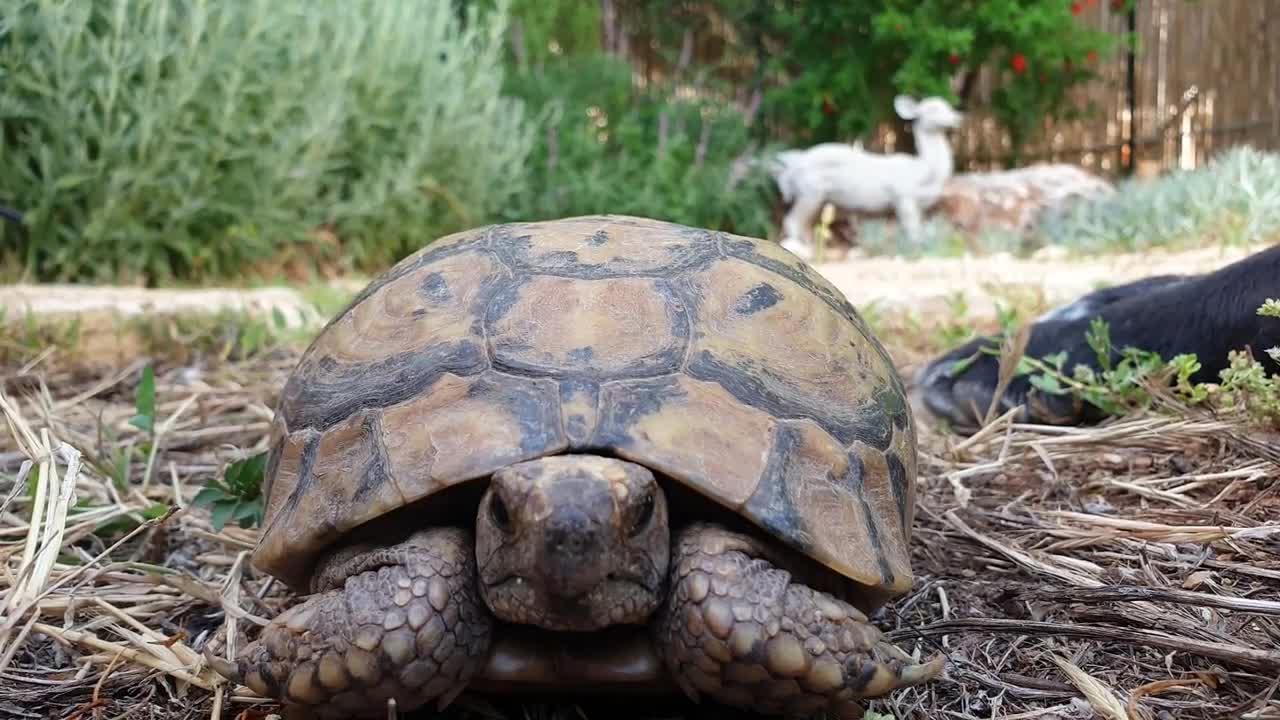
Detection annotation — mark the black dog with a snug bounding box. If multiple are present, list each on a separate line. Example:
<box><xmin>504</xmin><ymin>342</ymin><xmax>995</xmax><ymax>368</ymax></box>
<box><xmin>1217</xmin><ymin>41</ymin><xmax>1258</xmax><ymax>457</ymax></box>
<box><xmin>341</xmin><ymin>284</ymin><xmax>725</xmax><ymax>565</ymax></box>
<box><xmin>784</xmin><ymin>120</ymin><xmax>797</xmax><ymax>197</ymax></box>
<box><xmin>915</xmin><ymin>242</ymin><xmax>1280</xmax><ymax>432</ymax></box>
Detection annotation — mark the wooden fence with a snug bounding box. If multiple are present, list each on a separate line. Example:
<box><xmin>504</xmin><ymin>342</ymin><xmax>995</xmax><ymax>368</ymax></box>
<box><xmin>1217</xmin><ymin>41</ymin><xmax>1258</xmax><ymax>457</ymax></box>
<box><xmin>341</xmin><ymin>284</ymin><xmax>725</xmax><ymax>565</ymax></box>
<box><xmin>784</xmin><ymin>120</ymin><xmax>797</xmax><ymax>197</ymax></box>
<box><xmin>901</xmin><ymin>0</ymin><xmax>1280</xmax><ymax>178</ymax></box>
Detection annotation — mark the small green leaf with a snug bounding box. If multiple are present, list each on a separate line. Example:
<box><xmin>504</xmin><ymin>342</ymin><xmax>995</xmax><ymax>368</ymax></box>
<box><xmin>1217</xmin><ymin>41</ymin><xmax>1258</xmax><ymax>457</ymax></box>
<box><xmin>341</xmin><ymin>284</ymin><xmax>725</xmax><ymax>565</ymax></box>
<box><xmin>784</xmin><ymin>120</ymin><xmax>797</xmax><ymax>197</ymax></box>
<box><xmin>1029</xmin><ymin>373</ymin><xmax>1066</xmax><ymax>395</ymax></box>
<box><xmin>232</xmin><ymin>499</ymin><xmax>263</xmax><ymax>528</ymax></box>
<box><xmin>224</xmin><ymin>451</ymin><xmax>268</xmax><ymax>500</ymax></box>
<box><xmin>1086</xmin><ymin>318</ymin><xmax>1113</xmax><ymax>371</ymax></box>
<box><xmin>210</xmin><ymin>500</ymin><xmax>236</xmax><ymax>531</ymax></box>
<box><xmin>192</xmin><ymin>485</ymin><xmax>229</xmax><ymax>507</ymax></box>
<box><xmin>129</xmin><ymin>364</ymin><xmax>156</xmax><ymax>433</ymax></box>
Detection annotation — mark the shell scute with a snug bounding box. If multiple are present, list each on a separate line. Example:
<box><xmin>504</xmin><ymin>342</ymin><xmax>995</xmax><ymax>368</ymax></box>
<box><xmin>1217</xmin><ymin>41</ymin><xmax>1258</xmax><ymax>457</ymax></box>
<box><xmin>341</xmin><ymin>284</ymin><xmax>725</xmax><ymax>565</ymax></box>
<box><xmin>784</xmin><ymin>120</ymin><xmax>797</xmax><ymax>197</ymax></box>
<box><xmin>486</xmin><ymin>275</ymin><xmax>688</xmax><ymax>380</ymax></box>
<box><xmin>379</xmin><ymin>373</ymin><xmax>567</xmax><ymax>504</ymax></box>
<box><xmin>682</xmin><ymin>256</ymin><xmax>898</xmax><ymax>450</ymax></box>
<box><xmin>593</xmin><ymin>374</ymin><xmax>776</xmax><ymax>508</ymax></box>
<box><xmin>277</xmin><ymin>248</ymin><xmax>505</xmax><ymax>433</ymax></box>
<box><xmin>257</xmin><ymin>408</ymin><xmax>405</xmax><ymax>590</ymax></box>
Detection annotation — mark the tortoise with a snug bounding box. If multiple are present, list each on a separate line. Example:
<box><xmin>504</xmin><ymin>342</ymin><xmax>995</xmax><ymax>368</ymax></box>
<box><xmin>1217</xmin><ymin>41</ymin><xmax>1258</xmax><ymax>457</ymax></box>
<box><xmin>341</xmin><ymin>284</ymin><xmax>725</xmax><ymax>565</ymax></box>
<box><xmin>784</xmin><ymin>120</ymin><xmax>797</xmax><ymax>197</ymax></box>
<box><xmin>207</xmin><ymin>215</ymin><xmax>944</xmax><ymax>718</ymax></box>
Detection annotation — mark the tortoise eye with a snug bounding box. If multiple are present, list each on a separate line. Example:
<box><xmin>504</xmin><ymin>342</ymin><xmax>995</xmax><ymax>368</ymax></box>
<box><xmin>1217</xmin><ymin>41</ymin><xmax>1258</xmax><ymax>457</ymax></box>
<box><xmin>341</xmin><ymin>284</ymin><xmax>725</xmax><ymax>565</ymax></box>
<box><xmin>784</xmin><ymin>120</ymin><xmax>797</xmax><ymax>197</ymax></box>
<box><xmin>629</xmin><ymin>492</ymin><xmax>655</xmax><ymax>537</ymax></box>
<box><xmin>489</xmin><ymin>493</ymin><xmax>512</xmax><ymax>532</ymax></box>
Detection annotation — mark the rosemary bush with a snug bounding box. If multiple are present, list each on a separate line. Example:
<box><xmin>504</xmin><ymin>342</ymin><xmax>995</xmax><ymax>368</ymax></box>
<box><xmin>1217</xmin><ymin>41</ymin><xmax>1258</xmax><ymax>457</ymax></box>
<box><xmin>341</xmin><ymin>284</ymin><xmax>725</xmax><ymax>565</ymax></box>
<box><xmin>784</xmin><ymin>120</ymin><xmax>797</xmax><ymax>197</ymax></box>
<box><xmin>1</xmin><ymin>0</ymin><xmax>533</xmax><ymax>284</ymax></box>
<box><xmin>1039</xmin><ymin>146</ymin><xmax>1280</xmax><ymax>254</ymax></box>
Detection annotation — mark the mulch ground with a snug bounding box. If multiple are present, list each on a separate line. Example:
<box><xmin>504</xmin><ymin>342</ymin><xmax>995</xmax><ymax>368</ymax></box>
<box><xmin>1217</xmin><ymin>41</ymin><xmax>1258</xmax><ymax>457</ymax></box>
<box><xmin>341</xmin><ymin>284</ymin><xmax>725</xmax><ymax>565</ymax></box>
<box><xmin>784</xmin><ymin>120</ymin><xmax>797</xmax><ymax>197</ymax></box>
<box><xmin>1</xmin><ymin>314</ymin><xmax>1277</xmax><ymax>720</ymax></box>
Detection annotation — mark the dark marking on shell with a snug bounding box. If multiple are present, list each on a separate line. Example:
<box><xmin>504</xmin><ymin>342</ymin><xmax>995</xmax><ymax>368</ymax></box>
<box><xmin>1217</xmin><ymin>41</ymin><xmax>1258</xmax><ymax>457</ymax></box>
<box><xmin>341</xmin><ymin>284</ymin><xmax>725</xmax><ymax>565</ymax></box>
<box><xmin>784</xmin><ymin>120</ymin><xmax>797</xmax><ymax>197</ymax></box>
<box><xmin>653</xmin><ymin>277</ymin><xmax>693</xmax><ymax>342</ymax></box>
<box><xmin>260</xmin><ymin>436</ymin><xmax>283</xmax><ymax>513</ymax></box>
<box><xmin>839</xmin><ymin>453</ymin><xmax>894</xmax><ymax>589</ymax></box>
<box><xmin>567</xmin><ymin>347</ymin><xmax>594</xmax><ymax>363</ymax></box>
<box><xmin>592</xmin><ymin>375</ymin><xmax>687</xmax><ymax>447</ymax></box>
<box><xmin>588</xmin><ymin>230</ymin><xmax>609</xmax><ymax>246</ymax></box>
<box><xmin>488</xmin><ymin>224</ymin><xmax>720</xmax><ymax>279</ymax></box>
<box><xmin>470</xmin><ymin>373</ymin><xmax>567</xmax><ymax>455</ymax></box>
<box><xmin>352</xmin><ymin>413</ymin><xmax>394</xmax><ymax>503</ymax></box>
<box><xmin>279</xmin><ymin>341</ymin><xmax>488</xmax><ymax>432</ymax></box>
<box><xmin>885</xmin><ymin>450</ymin><xmax>909</xmax><ymax>533</ymax></box>
<box><xmin>323</xmin><ymin>231</ymin><xmax>488</xmax><ymax>332</ymax></box>
<box><xmin>281</xmin><ymin>434</ymin><xmax>322</xmax><ymax>519</ymax></box>
<box><xmin>419</xmin><ymin>272</ymin><xmax>452</xmax><ymax>303</ymax></box>
<box><xmin>686</xmin><ymin>350</ymin><xmax>892</xmax><ymax>450</ymax></box>
<box><xmin>489</xmin><ymin>346</ymin><xmax>687</xmax><ymax>382</ymax></box>
<box><xmin>718</xmin><ymin>236</ymin><xmax>887</xmax><ymax>352</ymax></box>
<box><xmin>481</xmin><ymin>272</ymin><xmax>533</xmax><ymax>329</ymax></box>
<box><xmin>733</xmin><ymin>283</ymin><xmax>783</xmax><ymax>315</ymax></box>
<box><xmin>743</xmin><ymin>423</ymin><xmax>810</xmax><ymax>552</ymax></box>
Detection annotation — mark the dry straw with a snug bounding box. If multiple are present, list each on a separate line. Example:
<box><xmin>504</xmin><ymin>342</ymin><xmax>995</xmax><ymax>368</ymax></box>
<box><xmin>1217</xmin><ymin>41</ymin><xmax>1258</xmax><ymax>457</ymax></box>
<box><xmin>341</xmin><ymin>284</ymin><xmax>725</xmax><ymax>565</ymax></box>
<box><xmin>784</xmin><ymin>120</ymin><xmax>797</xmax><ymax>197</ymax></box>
<box><xmin>1</xmin><ymin>337</ymin><xmax>1278</xmax><ymax>718</ymax></box>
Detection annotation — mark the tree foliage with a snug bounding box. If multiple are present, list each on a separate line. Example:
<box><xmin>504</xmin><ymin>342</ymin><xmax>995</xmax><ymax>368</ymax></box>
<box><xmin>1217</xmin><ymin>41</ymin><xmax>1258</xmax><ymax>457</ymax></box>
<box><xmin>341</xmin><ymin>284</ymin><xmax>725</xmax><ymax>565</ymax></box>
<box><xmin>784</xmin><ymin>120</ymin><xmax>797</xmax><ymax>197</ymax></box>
<box><xmin>619</xmin><ymin>0</ymin><xmax>1134</xmax><ymax>157</ymax></box>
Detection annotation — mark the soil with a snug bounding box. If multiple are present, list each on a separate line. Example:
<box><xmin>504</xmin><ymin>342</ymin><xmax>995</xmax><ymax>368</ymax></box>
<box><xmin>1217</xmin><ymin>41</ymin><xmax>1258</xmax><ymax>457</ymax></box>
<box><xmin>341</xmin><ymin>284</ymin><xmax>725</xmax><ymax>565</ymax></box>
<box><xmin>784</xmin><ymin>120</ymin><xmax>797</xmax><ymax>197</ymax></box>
<box><xmin>0</xmin><ymin>244</ymin><xmax>1276</xmax><ymax>720</ymax></box>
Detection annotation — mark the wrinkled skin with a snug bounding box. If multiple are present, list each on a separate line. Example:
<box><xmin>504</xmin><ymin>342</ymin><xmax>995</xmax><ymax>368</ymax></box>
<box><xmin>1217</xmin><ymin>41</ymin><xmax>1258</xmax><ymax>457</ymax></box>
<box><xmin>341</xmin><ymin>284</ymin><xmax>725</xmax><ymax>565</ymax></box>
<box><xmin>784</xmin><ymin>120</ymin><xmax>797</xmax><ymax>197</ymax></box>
<box><xmin>915</xmin><ymin>250</ymin><xmax>1280</xmax><ymax>434</ymax></box>
<box><xmin>208</xmin><ymin>455</ymin><xmax>942</xmax><ymax>718</ymax></box>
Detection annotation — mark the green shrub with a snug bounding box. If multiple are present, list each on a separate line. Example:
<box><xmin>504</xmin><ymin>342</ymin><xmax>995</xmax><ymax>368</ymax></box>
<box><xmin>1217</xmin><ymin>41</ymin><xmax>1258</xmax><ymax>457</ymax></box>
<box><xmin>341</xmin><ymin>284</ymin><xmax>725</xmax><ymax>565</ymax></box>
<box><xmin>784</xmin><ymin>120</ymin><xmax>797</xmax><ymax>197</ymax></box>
<box><xmin>497</xmin><ymin>51</ymin><xmax>775</xmax><ymax>237</ymax></box>
<box><xmin>489</xmin><ymin>0</ymin><xmax>777</xmax><ymax>240</ymax></box>
<box><xmin>1038</xmin><ymin>146</ymin><xmax>1280</xmax><ymax>254</ymax></box>
<box><xmin>1</xmin><ymin>0</ymin><xmax>534</xmax><ymax>285</ymax></box>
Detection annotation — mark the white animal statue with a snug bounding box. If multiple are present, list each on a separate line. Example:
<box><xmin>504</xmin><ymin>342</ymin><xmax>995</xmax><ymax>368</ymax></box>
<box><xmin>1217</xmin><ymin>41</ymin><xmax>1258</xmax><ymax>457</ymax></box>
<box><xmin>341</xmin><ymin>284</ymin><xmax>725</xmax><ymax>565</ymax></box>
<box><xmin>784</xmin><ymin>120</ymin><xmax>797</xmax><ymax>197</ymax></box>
<box><xmin>771</xmin><ymin>95</ymin><xmax>964</xmax><ymax>260</ymax></box>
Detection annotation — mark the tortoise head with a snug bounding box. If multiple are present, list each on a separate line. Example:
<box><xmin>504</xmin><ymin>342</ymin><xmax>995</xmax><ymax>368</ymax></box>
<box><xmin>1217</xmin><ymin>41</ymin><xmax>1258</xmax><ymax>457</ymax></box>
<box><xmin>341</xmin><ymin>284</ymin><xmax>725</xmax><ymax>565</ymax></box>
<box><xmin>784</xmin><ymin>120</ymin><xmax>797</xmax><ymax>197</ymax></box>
<box><xmin>475</xmin><ymin>454</ymin><xmax>670</xmax><ymax>631</ymax></box>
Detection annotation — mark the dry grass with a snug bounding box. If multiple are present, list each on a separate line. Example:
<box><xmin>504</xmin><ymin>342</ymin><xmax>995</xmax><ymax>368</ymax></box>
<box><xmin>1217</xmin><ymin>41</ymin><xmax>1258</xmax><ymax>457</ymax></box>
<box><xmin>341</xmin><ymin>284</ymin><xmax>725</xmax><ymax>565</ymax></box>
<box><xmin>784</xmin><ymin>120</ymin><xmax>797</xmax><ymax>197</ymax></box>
<box><xmin>1</xmin><ymin>306</ymin><xmax>1277</xmax><ymax>720</ymax></box>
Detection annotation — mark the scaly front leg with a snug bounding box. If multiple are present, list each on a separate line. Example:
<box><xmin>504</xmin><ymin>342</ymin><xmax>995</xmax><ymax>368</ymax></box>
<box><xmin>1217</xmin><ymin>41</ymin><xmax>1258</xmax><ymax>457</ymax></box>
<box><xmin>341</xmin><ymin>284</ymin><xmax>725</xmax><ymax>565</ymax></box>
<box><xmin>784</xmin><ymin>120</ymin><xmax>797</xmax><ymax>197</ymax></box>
<box><xmin>207</xmin><ymin>527</ymin><xmax>493</xmax><ymax>719</ymax></box>
<box><xmin>654</xmin><ymin>522</ymin><xmax>943</xmax><ymax>719</ymax></box>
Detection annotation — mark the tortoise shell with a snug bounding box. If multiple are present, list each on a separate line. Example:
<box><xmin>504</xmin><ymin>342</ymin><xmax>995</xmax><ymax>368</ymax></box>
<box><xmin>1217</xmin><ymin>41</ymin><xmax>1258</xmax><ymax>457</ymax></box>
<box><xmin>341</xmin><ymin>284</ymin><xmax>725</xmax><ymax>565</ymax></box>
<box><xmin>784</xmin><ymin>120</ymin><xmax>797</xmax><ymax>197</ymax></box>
<box><xmin>252</xmin><ymin>215</ymin><xmax>918</xmax><ymax>604</ymax></box>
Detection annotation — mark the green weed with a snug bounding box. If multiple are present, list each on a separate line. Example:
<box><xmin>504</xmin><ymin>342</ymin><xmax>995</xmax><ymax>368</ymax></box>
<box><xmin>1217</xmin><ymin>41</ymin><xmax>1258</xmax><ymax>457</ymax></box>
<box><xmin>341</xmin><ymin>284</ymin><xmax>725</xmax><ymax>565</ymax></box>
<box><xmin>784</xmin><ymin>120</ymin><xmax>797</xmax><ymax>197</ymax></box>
<box><xmin>932</xmin><ymin>292</ymin><xmax>979</xmax><ymax>349</ymax></box>
<box><xmin>995</xmin><ymin>299</ymin><xmax>1280</xmax><ymax>427</ymax></box>
<box><xmin>193</xmin><ymin>451</ymin><xmax>268</xmax><ymax>531</ymax></box>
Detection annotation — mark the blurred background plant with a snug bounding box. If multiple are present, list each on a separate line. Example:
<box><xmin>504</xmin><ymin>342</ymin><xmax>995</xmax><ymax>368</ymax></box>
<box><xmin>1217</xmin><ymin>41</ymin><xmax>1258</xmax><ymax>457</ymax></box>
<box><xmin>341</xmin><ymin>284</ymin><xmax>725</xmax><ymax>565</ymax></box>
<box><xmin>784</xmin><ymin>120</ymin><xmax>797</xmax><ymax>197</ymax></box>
<box><xmin>1</xmin><ymin>0</ymin><xmax>531</xmax><ymax>285</ymax></box>
<box><xmin>6</xmin><ymin>0</ymin><xmax>1265</xmax><ymax>287</ymax></box>
<box><xmin>492</xmin><ymin>0</ymin><xmax>775</xmax><ymax>238</ymax></box>
<box><xmin>1038</xmin><ymin>145</ymin><xmax>1280</xmax><ymax>255</ymax></box>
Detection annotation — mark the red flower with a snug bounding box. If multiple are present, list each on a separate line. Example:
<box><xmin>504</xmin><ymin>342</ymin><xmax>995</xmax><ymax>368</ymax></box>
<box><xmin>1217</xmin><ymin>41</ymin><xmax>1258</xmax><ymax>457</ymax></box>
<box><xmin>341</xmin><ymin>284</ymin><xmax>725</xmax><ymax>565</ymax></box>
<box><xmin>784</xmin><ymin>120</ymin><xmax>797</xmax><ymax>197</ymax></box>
<box><xmin>1087</xmin><ymin>50</ymin><xmax>1098</xmax><ymax>63</ymax></box>
<box><xmin>1111</xmin><ymin>0</ymin><xmax>1125</xmax><ymax>9</ymax></box>
<box><xmin>1072</xmin><ymin>2</ymin><xmax>1083</xmax><ymax>15</ymax></box>
<box><xmin>948</xmin><ymin>53</ymin><xmax>962</xmax><ymax>66</ymax></box>
<box><xmin>1011</xmin><ymin>53</ymin><xmax>1027</xmax><ymax>74</ymax></box>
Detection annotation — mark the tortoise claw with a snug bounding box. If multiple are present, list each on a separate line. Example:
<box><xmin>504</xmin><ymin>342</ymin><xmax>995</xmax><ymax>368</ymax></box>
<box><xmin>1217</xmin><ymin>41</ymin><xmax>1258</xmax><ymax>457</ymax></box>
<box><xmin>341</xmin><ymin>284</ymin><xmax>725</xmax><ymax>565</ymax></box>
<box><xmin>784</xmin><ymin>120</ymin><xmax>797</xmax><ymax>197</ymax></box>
<box><xmin>203</xmin><ymin>647</ymin><xmax>241</xmax><ymax>684</ymax></box>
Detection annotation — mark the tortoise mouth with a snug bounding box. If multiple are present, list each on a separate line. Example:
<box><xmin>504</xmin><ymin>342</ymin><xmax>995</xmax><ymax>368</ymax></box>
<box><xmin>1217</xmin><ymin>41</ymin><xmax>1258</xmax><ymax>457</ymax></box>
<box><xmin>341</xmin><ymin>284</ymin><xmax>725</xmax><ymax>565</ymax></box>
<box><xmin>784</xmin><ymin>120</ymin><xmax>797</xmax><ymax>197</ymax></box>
<box><xmin>481</xmin><ymin>572</ymin><xmax>662</xmax><ymax>631</ymax></box>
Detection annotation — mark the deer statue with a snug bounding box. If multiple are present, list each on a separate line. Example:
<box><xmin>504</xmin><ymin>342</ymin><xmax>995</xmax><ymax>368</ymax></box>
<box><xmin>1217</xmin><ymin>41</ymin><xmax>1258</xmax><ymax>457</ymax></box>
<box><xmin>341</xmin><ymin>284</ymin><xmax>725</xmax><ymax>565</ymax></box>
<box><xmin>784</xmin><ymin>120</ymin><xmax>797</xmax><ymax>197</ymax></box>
<box><xmin>771</xmin><ymin>95</ymin><xmax>964</xmax><ymax>261</ymax></box>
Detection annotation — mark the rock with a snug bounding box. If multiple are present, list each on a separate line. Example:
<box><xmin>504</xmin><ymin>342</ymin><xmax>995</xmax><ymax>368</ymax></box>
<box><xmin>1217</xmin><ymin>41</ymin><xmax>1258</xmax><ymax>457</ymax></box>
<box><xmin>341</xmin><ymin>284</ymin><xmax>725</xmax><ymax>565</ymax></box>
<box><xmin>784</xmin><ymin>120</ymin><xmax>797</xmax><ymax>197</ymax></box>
<box><xmin>937</xmin><ymin>163</ymin><xmax>1115</xmax><ymax>237</ymax></box>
